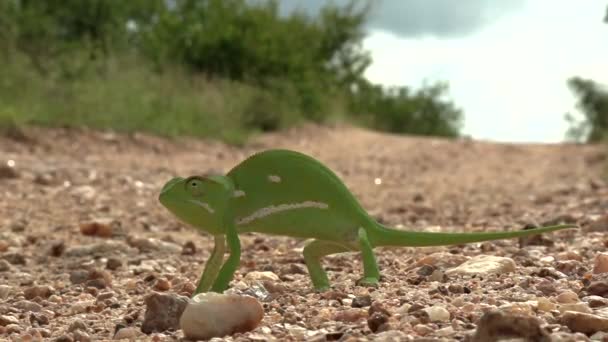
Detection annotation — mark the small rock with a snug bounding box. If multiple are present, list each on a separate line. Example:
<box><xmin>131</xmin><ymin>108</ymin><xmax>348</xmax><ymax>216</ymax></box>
<box><xmin>414</xmin><ymin>252</ymin><xmax>469</xmax><ymax>269</ymax></box>
<box><xmin>537</xmin><ymin>297</ymin><xmax>556</xmax><ymax>312</ymax></box>
<box><xmin>182</xmin><ymin>241</ymin><xmax>196</xmax><ymax>255</ymax></box>
<box><xmin>556</xmin><ymin>290</ymin><xmax>580</xmax><ymax>304</ymax></box>
<box><xmin>0</xmin><ymin>285</ymin><xmax>11</xmax><ymax>299</ymax></box>
<box><xmin>15</xmin><ymin>300</ymin><xmax>42</xmax><ymax>312</ymax></box>
<box><xmin>30</xmin><ymin>312</ymin><xmax>49</xmax><ymax>326</ymax></box>
<box><xmin>65</xmin><ymin>241</ymin><xmax>130</xmax><ymax>257</ymax></box>
<box><xmin>352</xmin><ymin>295</ymin><xmax>372</xmax><ymax>308</ymax></box>
<box><xmin>584</xmin><ymin>295</ymin><xmax>608</xmax><ymax>308</ymax></box>
<box><xmin>0</xmin><ymin>315</ymin><xmax>19</xmax><ymax>326</ymax></box>
<box><xmin>367</xmin><ymin>311</ymin><xmax>390</xmax><ymax>333</ymax></box>
<box><xmin>141</xmin><ymin>292</ymin><xmax>189</xmax><ymax>334</ymax></box>
<box><xmin>243</xmin><ymin>271</ymin><xmax>280</xmax><ymax>283</ymax></box>
<box><xmin>53</xmin><ymin>334</ymin><xmax>74</xmax><ymax>342</ymax></box>
<box><xmin>24</xmin><ymin>285</ymin><xmax>54</xmax><ymax>300</ymax></box>
<box><xmin>154</xmin><ymin>278</ymin><xmax>171</xmax><ymax>292</ymax></box>
<box><xmin>561</xmin><ymin>311</ymin><xmax>608</xmax><ymax>334</ymax></box>
<box><xmin>5</xmin><ymin>324</ymin><xmax>21</xmax><ymax>334</ymax></box>
<box><xmin>68</xmin><ymin>319</ymin><xmax>87</xmax><ymax>333</ymax></box>
<box><xmin>587</xmin><ymin>281</ymin><xmax>608</xmax><ymax>297</ymax></box>
<box><xmin>333</xmin><ymin>308</ymin><xmax>368</xmax><ymax>322</ymax></box>
<box><xmin>180</xmin><ymin>292</ymin><xmax>264</xmax><ymax>340</ymax></box>
<box><xmin>72</xmin><ymin>330</ymin><xmax>91</xmax><ymax>342</ymax></box>
<box><xmin>106</xmin><ymin>258</ymin><xmax>122</xmax><ymax>270</ymax></box>
<box><xmin>446</xmin><ymin>255</ymin><xmax>516</xmax><ymax>276</ymax></box>
<box><xmin>2</xmin><ymin>252</ymin><xmax>26</xmax><ymax>265</ymax></box>
<box><xmin>0</xmin><ymin>259</ymin><xmax>10</xmax><ymax>272</ymax></box>
<box><xmin>79</xmin><ymin>220</ymin><xmax>113</xmax><ymax>238</ymax></box>
<box><xmin>471</xmin><ymin>310</ymin><xmax>549</xmax><ymax>342</ymax></box>
<box><xmin>424</xmin><ymin>305</ymin><xmax>450</xmax><ymax>322</ymax></box>
<box><xmin>413</xmin><ymin>324</ymin><xmax>434</xmax><ymax>336</ymax></box>
<box><xmin>586</xmin><ymin>215</ymin><xmax>608</xmax><ymax>232</ymax></box>
<box><xmin>113</xmin><ymin>327</ymin><xmax>141</xmax><ymax>340</ymax></box>
<box><xmin>70</xmin><ymin>270</ymin><xmax>89</xmax><ymax>284</ymax></box>
<box><xmin>126</xmin><ymin>236</ymin><xmax>181</xmax><ymax>254</ymax></box>
<box><xmin>558</xmin><ymin>303</ymin><xmax>592</xmax><ymax>314</ymax></box>
<box><xmin>594</xmin><ymin>253</ymin><xmax>608</xmax><ymax>274</ymax></box>
<box><xmin>0</xmin><ymin>164</ymin><xmax>18</xmax><ymax>179</ymax></box>
<box><xmin>49</xmin><ymin>240</ymin><xmax>66</xmax><ymax>257</ymax></box>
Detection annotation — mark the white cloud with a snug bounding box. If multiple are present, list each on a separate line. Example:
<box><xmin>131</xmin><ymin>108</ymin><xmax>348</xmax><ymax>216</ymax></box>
<box><xmin>362</xmin><ymin>1</ymin><xmax>608</xmax><ymax>143</ymax></box>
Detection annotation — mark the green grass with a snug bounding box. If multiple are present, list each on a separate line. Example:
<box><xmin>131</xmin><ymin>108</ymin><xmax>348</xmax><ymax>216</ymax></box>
<box><xmin>0</xmin><ymin>53</ymin><xmax>346</xmax><ymax>145</ymax></box>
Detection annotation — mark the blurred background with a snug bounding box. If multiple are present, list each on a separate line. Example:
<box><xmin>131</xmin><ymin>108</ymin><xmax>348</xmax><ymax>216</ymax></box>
<box><xmin>0</xmin><ymin>0</ymin><xmax>606</xmax><ymax>146</ymax></box>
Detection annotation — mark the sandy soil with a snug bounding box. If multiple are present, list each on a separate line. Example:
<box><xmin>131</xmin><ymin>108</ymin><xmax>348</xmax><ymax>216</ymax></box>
<box><xmin>1</xmin><ymin>124</ymin><xmax>607</xmax><ymax>341</ymax></box>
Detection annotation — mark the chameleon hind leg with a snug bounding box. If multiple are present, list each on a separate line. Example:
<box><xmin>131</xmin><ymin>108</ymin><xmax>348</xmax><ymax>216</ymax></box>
<box><xmin>303</xmin><ymin>240</ymin><xmax>349</xmax><ymax>291</ymax></box>
<box><xmin>356</xmin><ymin>227</ymin><xmax>381</xmax><ymax>287</ymax></box>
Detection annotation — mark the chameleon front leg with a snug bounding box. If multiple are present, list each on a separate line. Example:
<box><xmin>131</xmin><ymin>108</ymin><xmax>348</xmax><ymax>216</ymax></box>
<box><xmin>356</xmin><ymin>227</ymin><xmax>381</xmax><ymax>287</ymax></box>
<box><xmin>210</xmin><ymin>221</ymin><xmax>241</xmax><ymax>293</ymax></box>
<box><xmin>193</xmin><ymin>235</ymin><xmax>226</xmax><ymax>295</ymax></box>
<box><xmin>303</xmin><ymin>240</ymin><xmax>349</xmax><ymax>291</ymax></box>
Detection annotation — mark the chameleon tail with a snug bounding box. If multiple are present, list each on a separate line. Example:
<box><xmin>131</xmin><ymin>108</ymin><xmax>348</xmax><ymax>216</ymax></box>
<box><xmin>368</xmin><ymin>223</ymin><xmax>577</xmax><ymax>247</ymax></box>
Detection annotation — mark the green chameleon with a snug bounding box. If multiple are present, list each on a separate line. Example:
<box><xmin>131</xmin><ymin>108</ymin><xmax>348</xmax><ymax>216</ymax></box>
<box><xmin>159</xmin><ymin>149</ymin><xmax>576</xmax><ymax>295</ymax></box>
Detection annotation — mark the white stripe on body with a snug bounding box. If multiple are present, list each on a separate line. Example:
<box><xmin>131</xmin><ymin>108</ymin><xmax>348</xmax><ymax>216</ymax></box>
<box><xmin>237</xmin><ymin>201</ymin><xmax>329</xmax><ymax>225</ymax></box>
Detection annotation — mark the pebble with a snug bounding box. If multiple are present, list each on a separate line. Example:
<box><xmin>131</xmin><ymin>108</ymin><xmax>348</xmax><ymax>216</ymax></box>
<box><xmin>471</xmin><ymin>310</ymin><xmax>549</xmax><ymax>342</ymax></box>
<box><xmin>15</xmin><ymin>300</ymin><xmax>42</xmax><ymax>312</ymax></box>
<box><xmin>0</xmin><ymin>259</ymin><xmax>12</xmax><ymax>272</ymax></box>
<box><xmin>587</xmin><ymin>281</ymin><xmax>608</xmax><ymax>297</ymax></box>
<box><xmin>24</xmin><ymin>285</ymin><xmax>54</xmax><ymax>300</ymax></box>
<box><xmin>243</xmin><ymin>271</ymin><xmax>280</xmax><ymax>283</ymax></box>
<box><xmin>68</xmin><ymin>319</ymin><xmax>87</xmax><ymax>332</ymax></box>
<box><xmin>593</xmin><ymin>253</ymin><xmax>608</xmax><ymax>274</ymax></box>
<box><xmin>0</xmin><ymin>164</ymin><xmax>19</xmax><ymax>179</ymax></box>
<box><xmin>414</xmin><ymin>252</ymin><xmax>470</xmax><ymax>269</ymax></box>
<box><xmin>141</xmin><ymin>292</ymin><xmax>189</xmax><ymax>334</ymax></box>
<box><xmin>537</xmin><ymin>297</ymin><xmax>557</xmax><ymax>312</ymax></box>
<box><xmin>558</xmin><ymin>303</ymin><xmax>592</xmax><ymax>314</ymax></box>
<box><xmin>413</xmin><ymin>324</ymin><xmax>434</xmax><ymax>336</ymax></box>
<box><xmin>180</xmin><ymin>292</ymin><xmax>264</xmax><ymax>340</ymax></box>
<box><xmin>584</xmin><ymin>295</ymin><xmax>608</xmax><ymax>308</ymax></box>
<box><xmin>334</xmin><ymin>308</ymin><xmax>368</xmax><ymax>322</ymax></box>
<box><xmin>423</xmin><ymin>305</ymin><xmax>450</xmax><ymax>322</ymax></box>
<box><xmin>113</xmin><ymin>327</ymin><xmax>141</xmax><ymax>340</ymax></box>
<box><xmin>0</xmin><ymin>285</ymin><xmax>10</xmax><ymax>299</ymax></box>
<box><xmin>351</xmin><ymin>295</ymin><xmax>372</xmax><ymax>308</ymax></box>
<box><xmin>66</xmin><ymin>241</ymin><xmax>130</xmax><ymax>257</ymax></box>
<box><xmin>0</xmin><ymin>315</ymin><xmax>19</xmax><ymax>326</ymax></box>
<box><xmin>560</xmin><ymin>311</ymin><xmax>608</xmax><ymax>334</ymax></box>
<box><xmin>126</xmin><ymin>236</ymin><xmax>181</xmax><ymax>253</ymax></box>
<box><xmin>153</xmin><ymin>278</ymin><xmax>171</xmax><ymax>291</ymax></box>
<box><xmin>79</xmin><ymin>220</ymin><xmax>113</xmax><ymax>238</ymax></box>
<box><xmin>556</xmin><ymin>290</ymin><xmax>580</xmax><ymax>304</ymax></box>
<box><xmin>446</xmin><ymin>255</ymin><xmax>516</xmax><ymax>276</ymax></box>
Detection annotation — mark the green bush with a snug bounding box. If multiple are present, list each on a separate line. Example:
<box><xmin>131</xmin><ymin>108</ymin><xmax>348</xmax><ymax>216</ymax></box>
<box><xmin>0</xmin><ymin>0</ymin><xmax>465</xmax><ymax>143</ymax></box>
<box><xmin>565</xmin><ymin>77</ymin><xmax>608</xmax><ymax>143</ymax></box>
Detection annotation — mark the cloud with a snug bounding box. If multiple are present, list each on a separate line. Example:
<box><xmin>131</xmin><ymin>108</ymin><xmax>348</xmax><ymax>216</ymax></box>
<box><xmin>278</xmin><ymin>0</ymin><xmax>527</xmax><ymax>38</ymax></box>
<box><xmin>362</xmin><ymin>1</ymin><xmax>608</xmax><ymax>142</ymax></box>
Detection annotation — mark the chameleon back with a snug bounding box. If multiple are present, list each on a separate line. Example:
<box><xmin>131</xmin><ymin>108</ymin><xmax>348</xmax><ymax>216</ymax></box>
<box><xmin>226</xmin><ymin>149</ymin><xmax>373</xmax><ymax>242</ymax></box>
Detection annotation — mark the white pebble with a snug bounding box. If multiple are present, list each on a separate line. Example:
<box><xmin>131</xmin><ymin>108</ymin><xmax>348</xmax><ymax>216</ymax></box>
<box><xmin>180</xmin><ymin>292</ymin><xmax>264</xmax><ymax>340</ymax></box>
<box><xmin>556</xmin><ymin>290</ymin><xmax>579</xmax><ymax>304</ymax></box>
<box><xmin>424</xmin><ymin>305</ymin><xmax>450</xmax><ymax>322</ymax></box>
<box><xmin>446</xmin><ymin>255</ymin><xmax>516</xmax><ymax>276</ymax></box>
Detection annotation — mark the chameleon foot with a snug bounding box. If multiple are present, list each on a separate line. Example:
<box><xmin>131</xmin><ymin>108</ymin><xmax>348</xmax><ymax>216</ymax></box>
<box><xmin>356</xmin><ymin>277</ymin><xmax>380</xmax><ymax>288</ymax></box>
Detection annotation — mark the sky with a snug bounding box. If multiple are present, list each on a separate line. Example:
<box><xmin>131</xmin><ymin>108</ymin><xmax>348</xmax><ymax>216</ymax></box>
<box><xmin>279</xmin><ymin>0</ymin><xmax>608</xmax><ymax>143</ymax></box>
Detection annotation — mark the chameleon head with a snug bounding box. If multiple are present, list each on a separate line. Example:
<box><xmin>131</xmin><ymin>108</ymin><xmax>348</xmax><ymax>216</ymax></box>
<box><xmin>158</xmin><ymin>175</ymin><xmax>232</xmax><ymax>234</ymax></box>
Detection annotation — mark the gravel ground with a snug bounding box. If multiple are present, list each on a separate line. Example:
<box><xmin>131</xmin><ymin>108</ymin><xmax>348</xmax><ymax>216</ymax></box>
<box><xmin>1</xmin><ymin>124</ymin><xmax>608</xmax><ymax>341</ymax></box>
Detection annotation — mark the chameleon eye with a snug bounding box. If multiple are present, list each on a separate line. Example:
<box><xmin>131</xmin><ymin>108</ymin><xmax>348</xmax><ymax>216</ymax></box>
<box><xmin>185</xmin><ymin>178</ymin><xmax>204</xmax><ymax>196</ymax></box>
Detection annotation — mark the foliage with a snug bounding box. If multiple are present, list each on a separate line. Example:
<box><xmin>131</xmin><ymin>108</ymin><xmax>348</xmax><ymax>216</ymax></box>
<box><xmin>565</xmin><ymin>77</ymin><xmax>608</xmax><ymax>143</ymax></box>
<box><xmin>0</xmin><ymin>0</ymin><xmax>464</xmax><ymax>143</ymax></box>
<box><xmin>350</xmin><ymin>81</ymin><xmax>463</xmax><ymax>137</ymax></box>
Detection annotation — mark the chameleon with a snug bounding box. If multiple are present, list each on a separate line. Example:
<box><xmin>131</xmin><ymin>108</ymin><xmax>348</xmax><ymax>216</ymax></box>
<box><xmin>158</xmin><ymin>149</ymin><xmax>576</xmax><ymax>295</ymax></box>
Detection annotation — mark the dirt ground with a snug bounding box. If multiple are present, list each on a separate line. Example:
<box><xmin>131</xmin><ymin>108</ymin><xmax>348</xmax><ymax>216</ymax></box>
<box><xmin>1</xmin><ymin>124</ymin><xmax>608</xmax><ymax>341</ymax></box>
